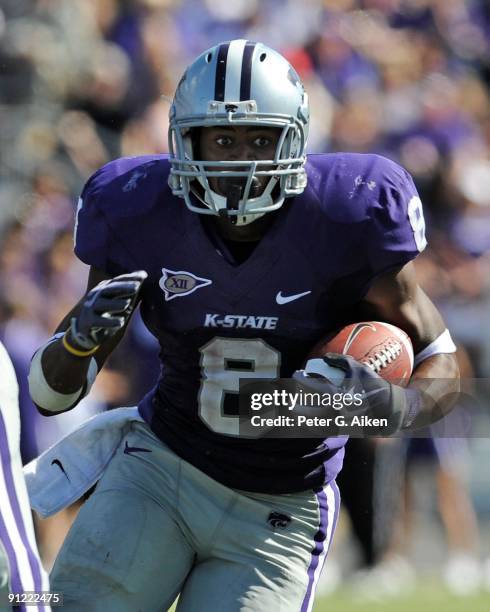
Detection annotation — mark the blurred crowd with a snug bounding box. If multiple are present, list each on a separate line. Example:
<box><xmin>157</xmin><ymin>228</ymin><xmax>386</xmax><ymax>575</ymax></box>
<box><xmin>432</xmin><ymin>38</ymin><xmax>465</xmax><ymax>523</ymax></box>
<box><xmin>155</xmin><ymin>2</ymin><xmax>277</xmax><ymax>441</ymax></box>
<box><xmin>1</xmin><ymin>0</ymin><xmax>490</xmax><ymax>591</ymax></box>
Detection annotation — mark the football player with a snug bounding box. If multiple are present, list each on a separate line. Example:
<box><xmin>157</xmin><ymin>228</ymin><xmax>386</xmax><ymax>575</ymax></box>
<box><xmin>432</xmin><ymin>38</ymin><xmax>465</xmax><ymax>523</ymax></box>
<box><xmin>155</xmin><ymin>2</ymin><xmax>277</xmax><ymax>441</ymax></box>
<box><xmin>28</xmin><ymin>40</ymin><xmax>459</xmax><ymax>611</ymax></box>
<box><xmin>0</xmin><ymin>341</ymin><xmax>50</xmax><ymax>612</ymax></box>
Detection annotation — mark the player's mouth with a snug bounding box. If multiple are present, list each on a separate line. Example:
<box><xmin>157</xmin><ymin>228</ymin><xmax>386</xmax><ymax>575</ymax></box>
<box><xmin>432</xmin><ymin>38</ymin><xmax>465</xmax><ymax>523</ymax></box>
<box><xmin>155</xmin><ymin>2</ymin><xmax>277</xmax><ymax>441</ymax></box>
<box><xmin>216</xmin><ymin>174</ymin><xmax>262</xmax><ymax>200</ymax></box>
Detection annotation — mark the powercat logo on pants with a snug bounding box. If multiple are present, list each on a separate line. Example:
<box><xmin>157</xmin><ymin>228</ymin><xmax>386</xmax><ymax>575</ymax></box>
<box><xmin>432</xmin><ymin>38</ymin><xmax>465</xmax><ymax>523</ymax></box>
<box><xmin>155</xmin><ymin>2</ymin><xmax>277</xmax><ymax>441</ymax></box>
<box><xmin>159</xmin><ymin>268</ymin><xmax>212</xmax><ymax>301</ymax></box>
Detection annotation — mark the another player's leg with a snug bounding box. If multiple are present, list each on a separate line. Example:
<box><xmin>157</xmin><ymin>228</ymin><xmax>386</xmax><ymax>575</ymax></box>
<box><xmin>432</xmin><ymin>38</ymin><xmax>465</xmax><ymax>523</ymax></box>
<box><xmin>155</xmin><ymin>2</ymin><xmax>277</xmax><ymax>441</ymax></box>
<box><xmin>337</xmin><ymin>439</ymin><xmax>377</xmax><ymax>566</ymax></box>
<box><xmin>0</xmin><ymin>541</ymin><xmax>10</xmax><ymax>612</ymax></box>
<box><xmin>0</xmin><ymin>342</ymin><xmax>50</xmax><ymax>610</ymax></box>
<box><xmin>50</xmin><ymin>422</ymin><xmax>196</xmax><ymax>612</ymax></box>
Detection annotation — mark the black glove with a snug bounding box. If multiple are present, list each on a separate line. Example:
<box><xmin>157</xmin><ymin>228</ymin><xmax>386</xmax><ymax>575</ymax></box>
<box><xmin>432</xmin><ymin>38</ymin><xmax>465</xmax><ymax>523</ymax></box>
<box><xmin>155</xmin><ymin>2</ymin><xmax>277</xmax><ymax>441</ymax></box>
<box><xmin>322</xmin><ymin>353</ymin><xmax>422</xmax><ymax>435</ymax></box>
<box><xmin>68</xmin><ymin>270</ymin><xmax>148</xmax><ymax>351</ymax></box>
<box><xmin>293</xmin><ymin>353</ymin><xmax>422</xmax><ymax>435</ymax></box>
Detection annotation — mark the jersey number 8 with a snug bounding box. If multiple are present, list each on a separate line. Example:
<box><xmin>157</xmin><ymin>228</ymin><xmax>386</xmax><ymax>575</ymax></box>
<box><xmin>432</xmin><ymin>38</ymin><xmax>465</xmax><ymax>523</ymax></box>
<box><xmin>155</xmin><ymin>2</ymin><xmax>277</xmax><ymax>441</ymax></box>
<box><xmin>198</xmin><ymin>337</ymin><xmax>281</xmax><ymax>436</ymax></box>
<box><xmin>407</xmin><ymin>196</ymin><xmax>427</xmax><ymax>252</ymax></box>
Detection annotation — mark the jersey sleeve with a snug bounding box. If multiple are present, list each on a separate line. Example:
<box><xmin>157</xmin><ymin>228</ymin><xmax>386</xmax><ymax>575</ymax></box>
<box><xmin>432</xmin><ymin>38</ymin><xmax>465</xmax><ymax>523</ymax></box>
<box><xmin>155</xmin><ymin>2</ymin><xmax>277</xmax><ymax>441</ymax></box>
<box><xmin>367</xmin><ymin>160</ymin><xmax>427</xmax><ymax>278</ymax></box>
<box><xmin>73</xmin><ymin>168</ymin><xmax>121</xmax><ymax>275</ymax></box>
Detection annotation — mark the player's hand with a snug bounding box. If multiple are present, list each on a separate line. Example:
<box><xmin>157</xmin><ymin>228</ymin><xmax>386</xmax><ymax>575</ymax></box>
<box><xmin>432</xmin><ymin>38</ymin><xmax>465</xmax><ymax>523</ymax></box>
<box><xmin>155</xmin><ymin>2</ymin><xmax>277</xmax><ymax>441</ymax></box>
<box><xmin>294</xmin><ymin>353</ymin><xmax>422</xmax><ymax>434</ymax></box>
<box><xmin>292</xmin><ymin>363</ymin><xmax>344</xmax><ymax>395</ymax></box>
<box><xmin>326</xmin><ymin>353</ymin><xmax>425</xmax><ymax>433</ymax></box>
<box><xmin>67</xmin><ymin>270</ymin><xmax>148</xmax><ymax>352</ymax></box>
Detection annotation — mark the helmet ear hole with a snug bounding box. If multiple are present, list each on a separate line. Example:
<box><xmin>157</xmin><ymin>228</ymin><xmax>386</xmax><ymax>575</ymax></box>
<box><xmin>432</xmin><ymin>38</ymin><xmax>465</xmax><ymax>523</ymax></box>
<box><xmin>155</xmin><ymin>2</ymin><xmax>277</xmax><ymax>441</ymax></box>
<box><xmin>259</xmin><ymin>53</ymin><xmax>267</xmax><ymax>62</ymax></box>
<box><xmin>205</xmin><ymin>53</ymin><xmax>212</xmax><ymax>63</ymax></box>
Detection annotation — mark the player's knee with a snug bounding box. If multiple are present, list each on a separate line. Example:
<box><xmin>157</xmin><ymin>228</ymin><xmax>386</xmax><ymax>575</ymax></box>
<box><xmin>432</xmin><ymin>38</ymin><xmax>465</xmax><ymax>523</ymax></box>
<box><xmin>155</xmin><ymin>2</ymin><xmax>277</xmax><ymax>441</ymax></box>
<box><xmin>51</xmin><ymin>490</ymin><xmax>148</xmax><ymax>598</ymax></box>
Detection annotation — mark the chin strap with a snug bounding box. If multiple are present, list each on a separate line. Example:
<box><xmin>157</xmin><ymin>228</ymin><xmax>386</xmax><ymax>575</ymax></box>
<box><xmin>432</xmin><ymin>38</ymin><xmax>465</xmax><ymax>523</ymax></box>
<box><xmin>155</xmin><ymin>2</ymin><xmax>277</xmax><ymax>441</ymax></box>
<box><xmin>202</xmin><ymin>176</ymin><xmax>279</xmax><ymax>226</ymax></box>
<box><xmin>223</xmin><ymin>182</ymin><xmax>244</xmax><ymax>225</ymax></box>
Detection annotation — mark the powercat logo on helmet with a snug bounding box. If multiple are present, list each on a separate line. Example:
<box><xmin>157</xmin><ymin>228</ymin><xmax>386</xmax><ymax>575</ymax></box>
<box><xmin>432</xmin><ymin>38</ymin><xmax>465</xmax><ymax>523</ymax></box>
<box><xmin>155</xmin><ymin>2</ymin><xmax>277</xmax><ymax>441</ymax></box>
<box><xmin>159</xmin><ymin>269</ymin><xmax>212</xmax><ymax>301</ymax></box>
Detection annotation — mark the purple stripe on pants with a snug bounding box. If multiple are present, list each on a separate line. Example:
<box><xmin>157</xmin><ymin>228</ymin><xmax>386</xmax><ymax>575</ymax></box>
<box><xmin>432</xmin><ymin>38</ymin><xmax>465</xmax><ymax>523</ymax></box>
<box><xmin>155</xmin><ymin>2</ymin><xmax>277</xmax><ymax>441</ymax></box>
<box><xmin>0</xmin><ymin>410</ymin><xmax>46</xmax><ymax>611</ymax></box>
<box><xmin>0</xmin><ymin>511</ymin><xmax>25</xmax><ymax>611</ymax></box>
<box><xmin>300</xmin><ymin>481</ymin><xmax>341</xmax><ymax>612</ymax></box>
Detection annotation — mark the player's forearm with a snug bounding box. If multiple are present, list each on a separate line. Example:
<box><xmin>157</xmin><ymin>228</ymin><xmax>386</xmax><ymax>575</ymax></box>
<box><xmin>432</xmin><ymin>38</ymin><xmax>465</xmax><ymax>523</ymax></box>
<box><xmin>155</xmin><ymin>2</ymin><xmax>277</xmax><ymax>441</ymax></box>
<box><xmin>29</xmin><ymin>269</ymin><xmax>146</xmax><ymax>416</ymax></box>
<box><xmin>28</xmin><ymin>329</ymin><xmax>100</xmax><ymax>416</ymax></box>
<box><xmin>406</xmin><ymin>353</ymin><xmax>460</xmax><ymax>429</ymax></box>
<box><xmin>42</xmin><ymin>335</ymin><xmax>92</xmax><ymax>394</ymax></box>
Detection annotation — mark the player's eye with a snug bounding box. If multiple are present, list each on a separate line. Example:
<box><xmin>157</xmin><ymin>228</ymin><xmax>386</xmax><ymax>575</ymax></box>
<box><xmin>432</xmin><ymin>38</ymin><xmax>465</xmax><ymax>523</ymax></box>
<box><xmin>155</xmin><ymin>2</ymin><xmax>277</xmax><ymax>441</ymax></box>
<box><xmin>215</xmin><ymin>136</ymin><xmax>233</xmax><ymax>146</ymax></box>
<box><xmin>253</xmin><ymin>136</ymin><xmax>271</xmax><ymax>147</ymax></box>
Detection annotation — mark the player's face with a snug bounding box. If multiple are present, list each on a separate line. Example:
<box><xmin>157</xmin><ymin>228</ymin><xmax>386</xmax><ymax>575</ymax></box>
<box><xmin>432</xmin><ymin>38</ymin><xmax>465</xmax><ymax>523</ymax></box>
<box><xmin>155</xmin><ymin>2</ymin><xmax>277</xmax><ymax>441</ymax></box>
<box><xmin>200</xmin><ymin>125</ymin><xmax>280</xmax><ymax>161</ymax></box>
<box><xmin>199</xmin><ymin>125</ymin><xmax>281</xmax><ymax>195</ymax></box>
<box><xmin>198</xmin><ymin>126</ymin><xmax>282</xmax><ymax>241</ymax></box>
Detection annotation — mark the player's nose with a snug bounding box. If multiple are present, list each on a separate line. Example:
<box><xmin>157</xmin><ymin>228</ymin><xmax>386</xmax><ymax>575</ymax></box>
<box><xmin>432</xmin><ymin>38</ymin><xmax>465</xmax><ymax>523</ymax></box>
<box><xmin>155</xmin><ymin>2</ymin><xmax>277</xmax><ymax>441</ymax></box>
<box><xmin>228</xmin><ymin>144</ymin><xmax>258</xmax><ymax>161</ymax></box>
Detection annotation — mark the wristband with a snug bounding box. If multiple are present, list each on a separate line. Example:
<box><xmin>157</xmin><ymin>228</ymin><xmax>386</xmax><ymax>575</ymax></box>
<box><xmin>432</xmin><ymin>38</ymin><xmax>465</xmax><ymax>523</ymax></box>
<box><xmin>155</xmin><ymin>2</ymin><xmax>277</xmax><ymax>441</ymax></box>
<box><xmin>414</xmin><ymin>329</ymin><xmax>456</xmax><ymax>367</ymax></box>
<box><xmin>62</xmin><ymin>332</ymin><xmax>99</xmax><ymax>357</ymax></box>
<box><xmin>28</xmin><ymin>336</ymin><xmax>99</xmax><ymax>413</ymax></box>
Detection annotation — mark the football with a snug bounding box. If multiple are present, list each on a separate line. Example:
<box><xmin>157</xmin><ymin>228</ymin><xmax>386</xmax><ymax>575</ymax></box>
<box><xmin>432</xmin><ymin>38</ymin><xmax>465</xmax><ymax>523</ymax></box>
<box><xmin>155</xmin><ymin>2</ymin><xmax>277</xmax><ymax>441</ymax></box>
<box><xmin>306</xmin><ymin>321</ymin><xmax>414</xmax><ymax>386</ymax></box>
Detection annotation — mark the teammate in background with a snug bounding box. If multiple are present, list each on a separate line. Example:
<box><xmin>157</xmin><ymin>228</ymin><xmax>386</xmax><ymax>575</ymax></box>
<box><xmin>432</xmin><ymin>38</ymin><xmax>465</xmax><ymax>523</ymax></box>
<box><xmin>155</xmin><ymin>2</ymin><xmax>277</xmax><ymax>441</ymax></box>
<box><xmin>0</xmin><ymin>341</ymin><xmax>50</xmax><ymax>612</ymax></box>
<box><xmin>28</xmin><ymin>40</ymin><xmax>459</xmax><ymax>611</ymax></box>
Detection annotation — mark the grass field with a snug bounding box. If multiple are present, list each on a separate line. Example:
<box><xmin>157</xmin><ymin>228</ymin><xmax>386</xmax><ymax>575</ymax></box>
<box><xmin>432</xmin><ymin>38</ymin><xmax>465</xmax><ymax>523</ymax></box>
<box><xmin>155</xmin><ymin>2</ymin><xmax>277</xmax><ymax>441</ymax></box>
<box><xmin>313</xmin><ymin>584</ymin><xmax>490</xmax><ymax>612</ymax></box>
<box><xmin>169</xmin><ymin>582</ymin><xmax>490</xmax><ymax>611</ymax></box>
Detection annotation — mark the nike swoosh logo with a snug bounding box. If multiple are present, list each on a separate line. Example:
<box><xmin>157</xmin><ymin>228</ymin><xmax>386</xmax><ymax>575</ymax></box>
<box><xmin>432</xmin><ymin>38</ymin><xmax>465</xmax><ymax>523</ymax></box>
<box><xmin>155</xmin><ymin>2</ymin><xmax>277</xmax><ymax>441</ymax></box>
<box><xmin>276</xmin><ymin>290</ymin><xmax>311</xmax><ymax>305</ymax></box>
<box><xmin>123</xmin><ymin>441</ymin><xmax>152</xmax><ymax>456</ymax></box>
<box><xmin>343</xmin><ymin>322</ymin><xmax>377</xmax><ymax>353</ymax></box>
<box><xmin>51</xmin><ymin>458</ymin><xmax>70</xmax><ymax>481</ymax></box>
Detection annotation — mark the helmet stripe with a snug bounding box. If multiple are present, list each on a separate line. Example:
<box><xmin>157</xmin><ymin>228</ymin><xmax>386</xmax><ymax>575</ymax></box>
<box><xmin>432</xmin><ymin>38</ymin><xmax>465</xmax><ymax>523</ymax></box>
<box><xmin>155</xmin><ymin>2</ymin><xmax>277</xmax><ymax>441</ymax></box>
<box><xmin>214</xmin><ymin>42</ymin><xmax>230</xmax><ymax>101</ymax></box>
<box><xmin>224</xmin><ymin>39</ymin><xmax>247</xmax><ymax>101</ymax></box>
<box><xmin>240</xmin><ymin>41</ymin><xmax>256</xmax><ymax>101</ymax></box>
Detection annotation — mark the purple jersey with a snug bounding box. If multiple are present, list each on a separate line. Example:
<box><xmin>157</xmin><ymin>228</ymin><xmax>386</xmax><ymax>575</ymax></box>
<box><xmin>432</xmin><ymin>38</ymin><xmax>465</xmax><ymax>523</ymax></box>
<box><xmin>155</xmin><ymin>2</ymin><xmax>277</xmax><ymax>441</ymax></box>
<box><xmin>74</xmin><ymin>153</ymin><xmax>425</xmax><ymax>493</ymax></box>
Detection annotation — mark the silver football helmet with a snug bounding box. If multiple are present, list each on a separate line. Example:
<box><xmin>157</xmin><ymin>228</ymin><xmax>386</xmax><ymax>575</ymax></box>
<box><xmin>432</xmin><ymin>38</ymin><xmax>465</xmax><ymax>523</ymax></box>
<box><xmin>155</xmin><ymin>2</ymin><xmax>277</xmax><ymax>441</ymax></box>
<box><xmin>168</xmin><ymin>39</ymin><xmax>309</xmax><ymax>225</ymax></box>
